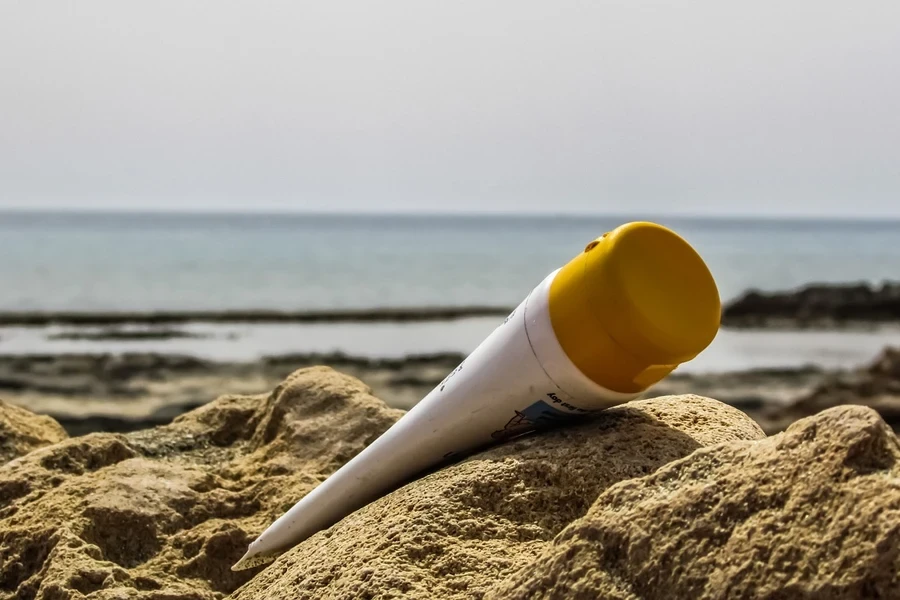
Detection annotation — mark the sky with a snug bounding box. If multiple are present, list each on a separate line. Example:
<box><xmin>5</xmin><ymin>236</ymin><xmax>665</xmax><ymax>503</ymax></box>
<box><xmin>1</xmin><ymin>2</ymin><xmax>899</xmax><ymax>218</ymax></box>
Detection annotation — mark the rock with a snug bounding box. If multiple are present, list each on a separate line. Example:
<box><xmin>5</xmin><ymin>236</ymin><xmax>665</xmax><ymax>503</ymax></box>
<box><xmin>49</xmin><ymin>402</ymin><xmax>207</xmax><ymax>438</ymax></box>
<box><xmin>722</xmin><ymin>280</ymin><xmax>900</xmax><ymax>328</ymax></box>
<box><xmin>0</xmin><ymin>352</ymin><xmax>460</xmax><ymax>436</ymax></box>
<box><xmin>491</xmin><ymin>405</ymin><xmax>900</xmax><ymax>600</ymax></box>
<box><xmin>17</xmin><ymin>364</ymin><xmax>889</xmax><ymax>600</ymax></box>
<box><xmin>0</xmin><ymin>399</ymin><xmax>68</xmax><ymax>464</ymax></box>
<box><xmin>764</xmin><ymin>346</ymin><xmax>900</xmax><ymax>433</ymax></box>
<box><xmin>0</xmin><ymin>367</ymin><xmax>403</xmax><ymax>600</ymax></box>
<box><xmin>0</xmin><ymin>307</ymin><xmax>510</xmax><ymax>327</ymax></box>
<box><xmin>47</xmin><ymin>329</ymin><xmax>208</xmax><ymax>342</ymax></box>
<box><xmin>231</xmin><ymin>395</ymin><xmax>765</xmax><ymax>600</ymax></box>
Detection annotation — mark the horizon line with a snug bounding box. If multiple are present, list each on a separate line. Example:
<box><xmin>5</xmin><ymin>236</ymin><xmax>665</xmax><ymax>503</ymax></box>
<box><xmin>2</xmin><ymin>206</ymin><xmax>900</xmax><ymax>223</ymax></box>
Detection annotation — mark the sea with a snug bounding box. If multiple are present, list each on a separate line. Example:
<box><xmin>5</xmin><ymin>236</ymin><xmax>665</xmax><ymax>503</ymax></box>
<box><xmin>1</xmin><ymin>210</ymin><xmax>898</xmax><ymax>372</ymax></box>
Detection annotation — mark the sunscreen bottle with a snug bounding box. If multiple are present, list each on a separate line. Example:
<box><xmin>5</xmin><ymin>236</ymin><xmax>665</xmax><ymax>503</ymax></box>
<box><xmin>233</xmin><ymin>221</ymin><xmax>721</xmax><ymax>570</ymax></box>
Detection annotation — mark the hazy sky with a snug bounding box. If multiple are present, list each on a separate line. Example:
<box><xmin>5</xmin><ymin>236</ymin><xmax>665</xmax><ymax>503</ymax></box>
<box><xmin>2</xmin><ymin>2</ymin><xmax>899</xmax><ymax>217</ymax></box>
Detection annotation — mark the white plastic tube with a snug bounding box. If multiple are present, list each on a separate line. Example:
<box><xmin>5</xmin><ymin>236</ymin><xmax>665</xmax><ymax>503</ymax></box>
<box><xmin>233</xmin><ymin>269</ymin><xmax>636</xmax><ymax>570</ymax></box>
<box><xmin>233</xmin><ymin>221</ymin><xmax>720</xmax><ymax>570</ymax></box>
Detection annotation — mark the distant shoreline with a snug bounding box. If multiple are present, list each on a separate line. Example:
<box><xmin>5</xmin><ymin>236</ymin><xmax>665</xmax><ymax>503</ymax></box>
<box><xmin>0</xmin><ymin>306</ymin><xmax>513</xmax><ymax>326</ymax></box>
<box><xmin>0</xmin><ymin>311</ymin><xmax>895</xmax><ymax>330</ymax></box>
<box><xmin>1</xmin><ymin>280</ymin><xmax>897</xmax><ymax>329</ymax></box>
<box><xmin>0</xmin><ymin>347</ymin><xmax>895</xmax><ymax>437</ymax></box>
<box><xmin>0</xmin><ymin>315</ymin><xmax>897</xmax><ymax>333</ymax></box>
<box><xmin>722</xmin><ymin>281</ymin><xmax>899</xmax><ymax>328</ymax></box>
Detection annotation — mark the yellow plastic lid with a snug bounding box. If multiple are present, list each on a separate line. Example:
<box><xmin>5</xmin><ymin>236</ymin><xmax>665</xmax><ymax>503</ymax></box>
<box><xmin>548</xmin><ymin>221</ymin><xmax>721</xmax><ymax>394</ymax></box>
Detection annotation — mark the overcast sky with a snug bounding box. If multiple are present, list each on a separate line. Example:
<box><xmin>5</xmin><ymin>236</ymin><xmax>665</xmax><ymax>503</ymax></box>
<box><xmin>2</xmin><ymin>2</ymin><xmax>899</xmax><ymax>217</ymax></box>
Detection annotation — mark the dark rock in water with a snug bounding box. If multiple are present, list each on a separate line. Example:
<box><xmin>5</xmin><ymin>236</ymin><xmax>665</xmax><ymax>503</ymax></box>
<box><xmin>47</xmin><ymin>328</ymin><xmax>207</xmax><ymax>342</ymax></box>
<box><xmin>723</xmin><ymin>280</ymin><xmax>900</xmax><ymax>328</ymax></box>
<box><xmin>0</xmin><ymin>353</ymin><xmax>213</xmax><ymax>384</ymax></box>
<box><xmin>0</xmin><ymin>399</ymin><xmax>68</xmax><ymax>464</ymax></box>
<box><xmin>490</xmin><ymin>405</ymin><xmax>900</xmax><ymax>600</ymax></box>
<box><xmin>870</xmin><ymin>346</ymin><xmax>900</xmax><ymax>380</ymax></box>
<box><xmin>51</xmin><ymin>402</ymin><xmax>208</xmax><ymax>437</ymax></box>
<box><xmin>263</xmin><ymin>351</ymin><xmax>466</xmax><ymax>369</ymax></box>
<box><xmin>0</xmin><ymin>306</ymin><xmax>512</xmax><ymax>327</ymax></box>
<box><xmin>0</xmin><ymin>352</ymin><xmax>461</xmax><ymax>435</ymax></box>
<box><xmin>764</xmin><ymin>346</ymin><xmax>900</xmax><ymax>433</ymax></box>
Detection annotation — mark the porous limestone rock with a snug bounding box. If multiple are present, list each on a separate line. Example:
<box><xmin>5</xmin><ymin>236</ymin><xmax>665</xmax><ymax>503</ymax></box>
<box><xmin>21</xmin><ymin>363</ymin><xmax>880</xmax><ymax>600</ymax></box>
<box><xmin>231</xmin><ymin>395</ymin><xmax>765</xmax><ymax>600</ymax></box>
<box><xmin>490</xmin><ymin>405</ymin><xmax>900</xmax><ymax>600</ymax></box>
<box><xmin>0</xmin><ymin>399</ymin><xmax>68</xmax><ymax>465</ymax></box>
<box><xmin>0</xmin><ymin>367</ymin><xmax>403</xmax><ymax>600</ymax></box>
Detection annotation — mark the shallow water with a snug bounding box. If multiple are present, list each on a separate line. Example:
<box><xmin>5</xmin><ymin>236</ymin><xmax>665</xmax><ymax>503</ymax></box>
<box><xmin>1</xmin><ymin>321</ymin><xmax>896</xmax><ymax>373</ymax></box>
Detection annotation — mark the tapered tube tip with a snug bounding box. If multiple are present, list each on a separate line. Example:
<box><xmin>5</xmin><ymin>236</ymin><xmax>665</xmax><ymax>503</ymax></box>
<box><xmin>231</xmin><ymin>548</ymin><xmax>280</xmax><ymax>571</ymax></box>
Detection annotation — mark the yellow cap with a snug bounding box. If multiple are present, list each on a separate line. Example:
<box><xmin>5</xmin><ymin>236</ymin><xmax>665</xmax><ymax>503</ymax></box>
<box><xmin>548</xmin><ymin>221</ymin><xmax>720</xmax><ymax>394</ymax></box>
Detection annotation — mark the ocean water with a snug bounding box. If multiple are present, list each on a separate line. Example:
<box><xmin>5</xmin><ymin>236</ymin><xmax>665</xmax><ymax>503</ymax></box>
<box><xmin>2</xmin><ymin>210</ymin><xmax>899</xmax><ymax>312</ymax></box>
<box><xmin>2</xmin><ymin>211</ymin><xmax>898</xmax><ymax>371</ymax></box>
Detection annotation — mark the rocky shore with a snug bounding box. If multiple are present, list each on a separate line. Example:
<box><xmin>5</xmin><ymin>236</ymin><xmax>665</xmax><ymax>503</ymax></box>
<box><xmin>722</xmin><ymin>280</ymin><xmax>900</xmax><ymax>328</ymax></box>
<box><xmin>0</xmin><ymin>352</ymin><xmax>461</xmax><ymax>436</ymax></box>
<box><xmin>2</xmin><ymin>346</ymin><xmax>898</xmax><ymax>438</ymax></box>
<box><xmin>0</xmin><ymin>306</ymin><xmax>511</xmax><ymax>327</ymax></box>
<box><xmin>759</xmin><ymin>346</ymin><xmax>900</xmax><ymax>432</ymax></box>
<box><xmin>1</xmin><ymin>280</ymin><xmax>897</xmax><ymax>331</ymax></box>
<box><xmin>2</xmin><ymin>367</ymin><xmax>897</xmax><ymax>599</ymax></box>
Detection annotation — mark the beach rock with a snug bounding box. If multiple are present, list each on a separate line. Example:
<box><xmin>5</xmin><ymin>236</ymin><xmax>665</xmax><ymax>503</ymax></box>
<box><xmin>723</xmin><ymin>280</ymin><xmax>900</xmax><ymax>328</ymax></box>
<box><xmin>0</xmin><ymin>399</ymin><xmax>67</xmax><ymax>465</ymax></box>
<box><xmin>0</xmin><ymin>367</ymin><xmax>403</xmax><ymax>600</ymax></box>
<box><xmin>490</xmin><ymin>405</ymin><xmax>900</xmax><ymax>600</ymax></box>
<box><xmin>0</xmin><ymin>352</ymin><xmax>460</xmax><ymax>436</ymax></box>
<box><xmin>764</xmin><ymin>346</ymin><xmax>900</xmax><ymax>433</ymax></box>
<box><xmin>47</xmin><ymin>328</ymin><xmax>207</xmax><ymax>342</ymax></box>
<box><xmin>231</xmin><ymin>395</ymin><xmax>765</xmax><ymax>600</ymax></box>
<box><xmin>15</xmin><ymin>365</ymin><xmax>892</xmax><ymax>600</ymax></box>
